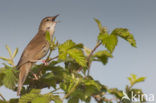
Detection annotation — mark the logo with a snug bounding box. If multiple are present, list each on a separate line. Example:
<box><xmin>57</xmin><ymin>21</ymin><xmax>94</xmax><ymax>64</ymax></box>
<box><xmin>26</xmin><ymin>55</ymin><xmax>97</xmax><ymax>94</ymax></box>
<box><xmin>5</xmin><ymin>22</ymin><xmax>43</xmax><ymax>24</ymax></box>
<box><xmin>121</xmin><ymin>91</ymin><xmax>155</xmax><ymax>102</ymax></box>
<box><xmin>121</xmin><ymin>91</ymin><xmax>130</xmax><ymax>101</ymax></box>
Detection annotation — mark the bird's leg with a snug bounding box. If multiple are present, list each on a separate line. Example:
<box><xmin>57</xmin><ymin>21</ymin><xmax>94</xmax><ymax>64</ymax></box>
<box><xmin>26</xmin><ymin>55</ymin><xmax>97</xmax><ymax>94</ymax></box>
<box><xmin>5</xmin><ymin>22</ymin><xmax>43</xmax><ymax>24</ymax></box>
<box><xmin>29</xmin><ymin>59</ymin><xmax>49</xmax><ymax>65</ymax></box>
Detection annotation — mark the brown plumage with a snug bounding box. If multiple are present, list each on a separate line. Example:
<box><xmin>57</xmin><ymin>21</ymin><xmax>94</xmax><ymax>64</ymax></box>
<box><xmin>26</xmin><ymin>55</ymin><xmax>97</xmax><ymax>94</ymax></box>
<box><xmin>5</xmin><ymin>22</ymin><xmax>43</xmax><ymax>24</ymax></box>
<box><xmin>16</xmin><ymin>15</ymin><xmax>59</xmax><ymax>96</ymax></box>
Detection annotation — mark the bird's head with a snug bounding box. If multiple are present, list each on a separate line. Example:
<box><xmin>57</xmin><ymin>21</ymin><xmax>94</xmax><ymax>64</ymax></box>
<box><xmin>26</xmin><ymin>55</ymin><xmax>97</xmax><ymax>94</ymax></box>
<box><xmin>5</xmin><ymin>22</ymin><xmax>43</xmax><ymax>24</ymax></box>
<box><xmin>39</xmin><ymin>15</ymin><xmax>59</xmax><ymax>32</ymax></box>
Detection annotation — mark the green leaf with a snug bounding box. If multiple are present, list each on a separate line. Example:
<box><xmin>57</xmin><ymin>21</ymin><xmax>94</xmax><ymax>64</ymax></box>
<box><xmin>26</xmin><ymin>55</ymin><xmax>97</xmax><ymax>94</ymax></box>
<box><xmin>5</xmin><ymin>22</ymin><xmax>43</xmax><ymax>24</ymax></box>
<box><xmin>136</xmin><ymin>77</ymin><xmax>146</xmax><ymax>83</ymax></box>
<box><xmin>31</xmin><ymin>96</ymin><xmax>49</xmax><ymax>103</ymax></box>
<box><xmin>2</xmin><ymin>68</ymin><xmax>17</xmax><ymax>89</ymax></box>
<box><xmin>9</xmin><ymin>98</ymin><xmax>19</xmax><ymax>103</ymax></box>
<box><xmin>108</xmin><ymin>88</ymin><xmax>123</xmax><ymax>99</ymax></box>
<box><xmin>0</xmin><ymin>70</ymin><xmax>5</xmax><ymax>86</ymax></box>
<box><xmin>5</xmin><ymin>45</ymin><xmax>12</xmax><ymax>57</ymax></box>
<box><xmin>94</xmin><ymin>18</ymin><xmax>107</xmax><ymax>33</ymax></box>
<box><xmin>68</xmin><ymin>97</ymin><xmax>79</xmax><ymax>103</ymax></box>
<box><xmin>94</xmin><ymin>18</ymin><xmax>102</xmax><ymax>32</ymax></box>
<box><xmin>128</xmin><ymin>74</ymin><xmax>146</xmax><ymax>87</ymax></box>
<box><xmin>72</xmin><ymin>43</ymin><xmax>83</xmax><ymax>49</ymax></box>
<box><xmin>58</xmin><ymin>40</ymin><xmax>75</xmax><ymax>60</ymax></box>
<box><xmin>105</xmin><ymin>34</ymin><xmax>118</xmax><ymax>53</ymax></box>
<box><xmin>111</xmin><ymin>28</ymin><xmax>136</xmax><ymax>47</ymax></box>
<box><xmin>50</xmin><ymin>95</ymin><xmax>62</xmax><ymax>103</ymax></box>
<box><xmin>68</xmin><ymin>48</ymin><xmax>87</xmax><ymax>67</ymax></box>
<box><xmin>98</xmin><ymin>32</ymin><xmax>118</xmax><ymax>53</ymax></box>
<box><xmin>84</xmin><ymin>80</ymin><xmax>102</xmax><ymax>91</ymax></box>
<box><xmin>12</xmin><ymin>48</ymin><xmax>18</xmax><ymax>58</ymax></box>
<box><xmin>59</xmin><ymin>40</ymin><xmax>87</xmax><ymax>67</ymax></box>
<box><xmin>94</xmin><ymin>50</ymin><xmax>112</xmax><ymax>58</ymax></box>
<box><xmin>98</xmin><ymin>33</ymin><xmax>109</xmax><ymax>45</ymax></box>
<box><xmin>19</xmin><ymin>89</ymin><xmax>41</xmax><ymax>103</ymax></box>
<box><xmin>0</xmin><ymin>57</ymin><xmax>10</xmax><ymax>61</ymax></box>
<box><xmin>131</xmin><ymin>74</ymin><xmax>137</xmax><ymax>80</ymax></box>
<box><xmin>94</xmin><ymin>50</ymin><xmax>113</xmax><ymax>65</ymax></box>
<box><xmin>45</xmin><ymin>31</ymin><xmax>51</xmax><ymax>43</ymax></box>
<box><xmin>0</xmin><ymin>100</ymin><xmax>7</xmax><ymax>103</ymax></box>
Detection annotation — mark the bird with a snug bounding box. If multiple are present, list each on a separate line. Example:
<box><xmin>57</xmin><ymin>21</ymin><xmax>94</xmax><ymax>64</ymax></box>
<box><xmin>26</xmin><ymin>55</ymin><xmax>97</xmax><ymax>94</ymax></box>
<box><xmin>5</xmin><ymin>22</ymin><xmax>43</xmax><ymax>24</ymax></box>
<box><xmin>16</xmin><ymin>15</ymin><xmax>59</xmax><ymax>96</ymax></box>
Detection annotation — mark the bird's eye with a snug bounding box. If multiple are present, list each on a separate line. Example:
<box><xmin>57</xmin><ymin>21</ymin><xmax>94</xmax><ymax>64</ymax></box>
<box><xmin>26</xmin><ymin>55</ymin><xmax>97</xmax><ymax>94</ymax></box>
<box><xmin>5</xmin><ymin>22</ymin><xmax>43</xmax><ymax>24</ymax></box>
<box><xmin>46</xmin><ymin>19</ymin><xmax>49</xmax><ymax>21</ymax></box>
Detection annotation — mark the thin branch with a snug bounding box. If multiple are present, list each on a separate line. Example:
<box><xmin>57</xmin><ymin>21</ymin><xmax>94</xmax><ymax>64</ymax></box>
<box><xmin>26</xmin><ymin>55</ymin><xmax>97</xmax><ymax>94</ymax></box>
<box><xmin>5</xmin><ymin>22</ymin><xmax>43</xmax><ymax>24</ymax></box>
<box><xmin>87</xmin><ymin>42</ymin><xmax>102</xmax><ymax>66</ymax></box>
<box><xmin>0</xmin><ymin>93</ymin><xmax>6</xmax><ymax>101</ymax></box>
<box><xmin>77</xmin><ymin>42</ymin><xmax>102</xmax><ymax>73</ymax></box>
<box><xmin>51</xmin><ymin>88</ymin><xmax>61</xmax><ymax>93</ymax></box>
<box><xmin>46</xmin><ymin>50</ymin><xmax>52</xmax><ymax>60</ymax></box>
<box><xmin>53</xmin><ymin>92</ymin><xmax>65</xmax><ymax>94</ymax></box>
<box><xmin>47</xmin><ymin>55</ymin><xmax>59</xmax><ymax>62</ymax></box>
<box><xmin>35</xmin><ymin>55</ymin><xmax>59</xmax><ymax>78</ymax></box>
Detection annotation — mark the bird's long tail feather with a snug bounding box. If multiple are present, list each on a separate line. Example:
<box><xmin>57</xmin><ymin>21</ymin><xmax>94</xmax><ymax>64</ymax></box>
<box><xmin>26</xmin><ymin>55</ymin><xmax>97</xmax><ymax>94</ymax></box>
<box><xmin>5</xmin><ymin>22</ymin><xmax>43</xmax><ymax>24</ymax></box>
<box><xmin>17</xmin><ymin>62</ymin><xmax>32</xmax><ymax>96</ymax></box>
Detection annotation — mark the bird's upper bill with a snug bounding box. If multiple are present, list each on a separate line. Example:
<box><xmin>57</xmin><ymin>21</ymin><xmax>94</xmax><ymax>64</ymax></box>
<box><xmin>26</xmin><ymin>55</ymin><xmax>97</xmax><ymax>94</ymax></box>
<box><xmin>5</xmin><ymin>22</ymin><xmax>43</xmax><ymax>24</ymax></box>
<box><xmin>52</xmin><ymin>14</ymin><xmax>59</xmax><ymax>21</ymax></box>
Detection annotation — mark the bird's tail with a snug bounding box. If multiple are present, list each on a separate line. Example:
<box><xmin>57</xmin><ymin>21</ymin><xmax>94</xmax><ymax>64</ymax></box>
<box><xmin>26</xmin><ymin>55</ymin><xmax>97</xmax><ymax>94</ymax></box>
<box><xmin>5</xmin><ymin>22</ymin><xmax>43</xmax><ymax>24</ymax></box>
<box><xmin>17</xmin><ymin>62</ymin><xmax>32</xmax><ymax>96</ymax></box>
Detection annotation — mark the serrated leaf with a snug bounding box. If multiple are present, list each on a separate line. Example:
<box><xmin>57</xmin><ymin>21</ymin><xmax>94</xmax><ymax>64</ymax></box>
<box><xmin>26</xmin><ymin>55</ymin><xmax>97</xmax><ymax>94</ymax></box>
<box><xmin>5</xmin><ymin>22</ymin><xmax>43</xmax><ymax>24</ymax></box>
<box><xmin>31</xmin><ymin>96</ymin><xmax>50</xmax><ymax>103</ymax></box>
<box><xmin>105</xmin><ymin>34</ymin><xmax>118</xmax><ymax>53</ymax></box>
<box><xmin>9</xmin><ymin>98</ymin><xmax>19</xmax><ymax>103</ymax></box>
<box><xmin>58</xmin><ymin>40</ymin><xmax>75</xmax><ymax>60</ymax></box>
<box><xmin>2</xmin><ymin>68</ymin><xmax>17</xmax><ymax>89</ymax></box>
<box><xmin>94</xmin><ymin>50</ymin><xmax>112</xmax><ymax>65</ymax></box>
<box><xmin>84</xmin><ymin>80</ymin><xmax>101</xmax><ymax>91</ymax></box>
<box><xmin>108</xmin><ymin>88</ymin><xmax>123</xmax><ymax>99</ymax></box>
<box><xmin>45</xmin><ymin>31</ymin><xmax>51</xmax><ymax>43</ymax></box>
<box><xmin>94</xmin><ymin>18</ymin><xmax>107</xmax><ymax>33</ymax></box>
<box><xmin>72</xmin><ymin>43</ymin><xmax>83</xmax><ymax>49</ymax></box>
<box><xmin>94</xmin><ymin>50</ymin><xmax>112</xmax><ymax>58</ymax></box>
<box><xmin>84</xmin><ymin>85</ymin><xmax>98</xmax><ymax>99</ymax></box>
<box><xmin>58</xmin><ymin>40</ymin><xmax>87</xmax><ymax>67</ymax></box>
<box><xmin>98</xmin><ymin>33</ymin><xmax>109</xmax><ymax>45</ymax></box>
<box><xmin>50</xmin><ymin>95</ymin><xmax>62</xmax><ymax>103</ymax></box>
<box><xmin>111</xmin><ymin>28</ymin><xmax>136</xmax><ymax>47</ymax></box>
<box><xmin>0</xmin><ymin>71</ymin><xmax>5</xmax><ymax>86</ymax></box>
<box><xmin>68</xmin><ymin>48</ymin><xmax>87</xmax><ymax>67</ymax></box>
<box><xmin>12</xmin><ymin>48</ymin><xmax>18</xmax><ymax>58</ymax></box>
<box><xmin>19</xmin><ymin>89</ymin><xmax>41</xmax><ymax>103</ymax></box>
<box><xmin>68</xmin><ymin>97</ymin><xmax>79</xmax><ymax>103</ymax></box>
<box><xmin>5</xmin><ymin>45</ymin><xmax>12</xmax><ymax>57</ymax></box>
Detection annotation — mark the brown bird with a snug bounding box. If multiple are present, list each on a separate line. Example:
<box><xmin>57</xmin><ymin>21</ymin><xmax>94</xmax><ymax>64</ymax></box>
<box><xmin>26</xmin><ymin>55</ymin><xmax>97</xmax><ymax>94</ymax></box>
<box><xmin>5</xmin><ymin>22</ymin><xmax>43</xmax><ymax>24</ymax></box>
<box><xmin>16</xmin><ymin>15</ymin><xmax>59</xmax><ymax>96</ymax></box>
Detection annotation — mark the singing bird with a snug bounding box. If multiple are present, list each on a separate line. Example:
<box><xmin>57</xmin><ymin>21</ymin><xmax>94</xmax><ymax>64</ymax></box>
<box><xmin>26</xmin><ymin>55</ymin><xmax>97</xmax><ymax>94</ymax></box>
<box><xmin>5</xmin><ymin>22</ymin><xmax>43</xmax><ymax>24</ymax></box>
<box><xmin>16</xmin><ymin>15</ymin><xmax>59</xmax><ymax>96</ymax></box>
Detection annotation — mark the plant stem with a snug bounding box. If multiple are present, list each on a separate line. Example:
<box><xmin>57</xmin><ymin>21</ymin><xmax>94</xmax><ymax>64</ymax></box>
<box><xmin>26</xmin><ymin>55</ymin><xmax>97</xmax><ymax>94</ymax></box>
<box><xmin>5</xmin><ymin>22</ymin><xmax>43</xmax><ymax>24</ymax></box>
<box><xmin>87</xmin><ymin>42</ymin><xmax>102</xmax><ymax>75</ymax></box>
<box><xmin>77</xmin><ymin>42</ymin><xmax>102</xmax><ymax>73</ymax></box>
<box><xmin>0</xmin><ymin>93</ymin><xmax>6</xmax><ymax>101</ymax></box>
<box><xmin>46</xmin><ymin>50</ymin><xmax>53</xmax><ymax>61</ymax></box>
<box><xmin>51</xmin><ymin>88</ymin><xmax>61</xmax><ymax>93</ymax></box>
<box><xmin>47</xmin><ymin>55</ymin><xmax>59</xmax><ymax>62</ymax></box>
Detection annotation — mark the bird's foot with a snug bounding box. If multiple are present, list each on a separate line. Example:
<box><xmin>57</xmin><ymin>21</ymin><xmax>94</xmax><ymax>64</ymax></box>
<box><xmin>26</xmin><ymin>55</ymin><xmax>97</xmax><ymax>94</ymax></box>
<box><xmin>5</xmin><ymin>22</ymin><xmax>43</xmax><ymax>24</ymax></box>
<box><xmin>41</xmin><ymin>60</ymin><xmax>49</xmax><ymax>66</ymax></box>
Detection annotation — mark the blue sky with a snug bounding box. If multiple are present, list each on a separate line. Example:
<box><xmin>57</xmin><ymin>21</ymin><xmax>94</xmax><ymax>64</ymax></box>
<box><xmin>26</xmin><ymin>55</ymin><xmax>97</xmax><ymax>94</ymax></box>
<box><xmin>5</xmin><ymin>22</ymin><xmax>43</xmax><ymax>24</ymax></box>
<box><xmin>0</xmin><ymin>0</ymin><xmax>156</xmax><ymax>102</ymax></box>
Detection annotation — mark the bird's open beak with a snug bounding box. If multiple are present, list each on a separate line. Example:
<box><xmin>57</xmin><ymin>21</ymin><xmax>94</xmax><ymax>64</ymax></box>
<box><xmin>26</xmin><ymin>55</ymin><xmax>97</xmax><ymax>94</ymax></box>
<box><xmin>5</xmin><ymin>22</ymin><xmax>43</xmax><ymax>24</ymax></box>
<box><xmin>52</xmin><ymin>14</ymin><xmax>59</xmax><ymax>21</ymax></box>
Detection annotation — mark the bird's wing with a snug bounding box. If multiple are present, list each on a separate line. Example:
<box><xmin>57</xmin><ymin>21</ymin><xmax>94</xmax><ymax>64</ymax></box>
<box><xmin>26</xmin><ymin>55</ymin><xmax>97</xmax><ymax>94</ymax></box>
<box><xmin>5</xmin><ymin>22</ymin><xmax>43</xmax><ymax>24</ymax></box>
<box><xmin>17</xmin><ymin>34</ymin><xmax>49</xmax><ymax>68</ymax></box>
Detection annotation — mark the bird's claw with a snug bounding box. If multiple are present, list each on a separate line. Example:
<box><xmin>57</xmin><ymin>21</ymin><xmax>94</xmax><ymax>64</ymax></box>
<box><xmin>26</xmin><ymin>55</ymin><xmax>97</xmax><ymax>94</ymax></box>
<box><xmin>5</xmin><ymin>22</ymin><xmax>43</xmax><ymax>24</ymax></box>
<box><xmin>41</xmin><ymin>60</ymin><xmax>49</xmax><ymax>66</ymax></box>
